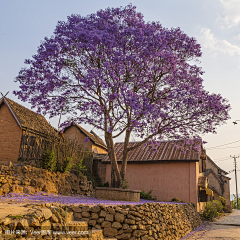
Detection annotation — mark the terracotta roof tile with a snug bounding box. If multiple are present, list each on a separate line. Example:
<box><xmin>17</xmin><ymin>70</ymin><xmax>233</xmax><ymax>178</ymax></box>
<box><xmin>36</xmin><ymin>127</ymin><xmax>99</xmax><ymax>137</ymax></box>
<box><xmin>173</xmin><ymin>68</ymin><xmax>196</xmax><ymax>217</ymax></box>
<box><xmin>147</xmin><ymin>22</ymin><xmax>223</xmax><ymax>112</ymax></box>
<box><xmin>102</xmin><ymin>141</ymin><xmax>200</xmax><ymax>162</ymax></box>
<box><xmin>2</xmin><ymin>98</ymin><xmax>59</xmax><ymax>137</ymax></box>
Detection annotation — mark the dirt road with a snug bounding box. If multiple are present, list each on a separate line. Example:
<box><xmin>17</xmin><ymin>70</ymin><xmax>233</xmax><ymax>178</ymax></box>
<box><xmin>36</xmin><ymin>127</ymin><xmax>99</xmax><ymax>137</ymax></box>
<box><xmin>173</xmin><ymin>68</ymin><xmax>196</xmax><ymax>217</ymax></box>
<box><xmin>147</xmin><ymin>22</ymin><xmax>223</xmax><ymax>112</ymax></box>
<box><xmin>183</xmin><ymin>209</ymin><xmax>240</xmax><ymax>239</ymax></box>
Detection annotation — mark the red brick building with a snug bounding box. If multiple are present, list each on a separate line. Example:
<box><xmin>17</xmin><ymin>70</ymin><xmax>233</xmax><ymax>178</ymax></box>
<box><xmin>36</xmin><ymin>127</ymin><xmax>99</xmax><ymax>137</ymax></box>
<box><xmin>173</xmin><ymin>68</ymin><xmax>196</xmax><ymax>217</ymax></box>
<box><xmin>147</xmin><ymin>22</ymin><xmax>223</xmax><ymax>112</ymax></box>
<box><xmin>0</xmin><ymin>97</ymin><xmax>58</xmax><ymax>164</ymax></box>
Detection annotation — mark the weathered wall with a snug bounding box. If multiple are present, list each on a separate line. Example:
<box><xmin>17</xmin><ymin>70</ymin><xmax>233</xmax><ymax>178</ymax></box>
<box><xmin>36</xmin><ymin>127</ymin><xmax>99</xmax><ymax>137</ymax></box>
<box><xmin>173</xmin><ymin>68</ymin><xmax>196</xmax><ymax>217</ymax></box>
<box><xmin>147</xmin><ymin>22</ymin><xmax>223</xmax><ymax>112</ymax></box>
<box><xmin>0</xmin><ymin>164</ymin><xmax>94</xmax><ymax>196</ymax></box>
<box><xmin>221</xmin><ymin>175</ymin><xmax>231</xmax><ymax>206</ymax></box>
<box><xmin>0</xmin><ymin>104</ymin><xmax>22</xmax><ymax>163</ymax></box>
<box><xmin>105</xmin><ymin>162</ymin><xmax>198</xmax><ymax>206</ymax></box>
<box><xmin>92</xmin><ymin>154</ymin><xmax>108</xmax><ymax>186</ymax></box>
<box><xmin>206</xmin><ymin>172</ymin><xmax>222</xmax><ymax>197</ymax></box>
<box><xmin>205</xmin><ymin>158</ymin><xmax>218</xmax><ymax>176</ymax></box>
<box><xmin>64</xmin><ymin>126</ymin><xmax>93</xmax><ymax>150</ymax></box>
<box><xmin>64</xmin><ymin>126</ymin><xmax>107</xmax><ymax>154</ymax></box>
<box><xmin>72</xmin><ymin>202</ymin><xmax>202</xmax><ymax>240</ymax></box>
<box><xmin>92</xmin><ymin>145</ymin><xmax>107</xmax><ymax>154</ymax></box>
<box><xmin>0</xmin><ymin>202</ymin><xmax>202</xmax><ymax>240</ymax></box>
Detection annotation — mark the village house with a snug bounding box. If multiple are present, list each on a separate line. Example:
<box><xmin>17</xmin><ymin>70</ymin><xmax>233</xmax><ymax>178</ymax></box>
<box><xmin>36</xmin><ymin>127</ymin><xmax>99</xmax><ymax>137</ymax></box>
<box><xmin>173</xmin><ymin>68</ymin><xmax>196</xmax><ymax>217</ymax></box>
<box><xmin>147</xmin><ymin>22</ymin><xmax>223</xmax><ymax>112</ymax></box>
<box><xmin>204</xmin><ymin>155</ymin><xmax>230</xmax><ymax>206</ymax></box>
<box><xmin>0</xmin><ymin>97</ymin><xmax>59</xmax><ymax>164</ymax></box>
<box><xmin>63</xmin><ymin>122</ymin><xmax>108</xmax><ymax>154</ymax></box>
<box><xmin>97</xmin><ymin>141</ymin><xmax>230</xmax><ymax>212</ymax></box>
<box><xmin>0</xmin><ymin>96</ymin><xmax>231</xmax><ymax>212</ymax></box>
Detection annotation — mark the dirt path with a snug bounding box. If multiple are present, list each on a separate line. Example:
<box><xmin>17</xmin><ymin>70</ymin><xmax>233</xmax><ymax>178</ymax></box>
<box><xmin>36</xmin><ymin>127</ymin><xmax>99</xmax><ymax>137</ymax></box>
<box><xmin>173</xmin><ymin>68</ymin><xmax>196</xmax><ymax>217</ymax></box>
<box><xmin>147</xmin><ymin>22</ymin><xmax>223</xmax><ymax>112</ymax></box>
<box><xmin>183</xmin><ymin>209</ymin><xmax>240</xmax><ymax>239</ymax></box>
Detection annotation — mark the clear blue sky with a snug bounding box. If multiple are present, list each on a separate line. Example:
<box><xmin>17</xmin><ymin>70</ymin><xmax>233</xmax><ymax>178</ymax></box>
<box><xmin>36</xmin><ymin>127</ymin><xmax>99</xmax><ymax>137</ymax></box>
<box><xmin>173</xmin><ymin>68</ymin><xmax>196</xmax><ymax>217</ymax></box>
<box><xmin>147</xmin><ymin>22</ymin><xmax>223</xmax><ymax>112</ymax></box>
<box><xmin>1</xmin><ymin>0</ymin><xmax>240</xmax><ymax>194</ymax></box>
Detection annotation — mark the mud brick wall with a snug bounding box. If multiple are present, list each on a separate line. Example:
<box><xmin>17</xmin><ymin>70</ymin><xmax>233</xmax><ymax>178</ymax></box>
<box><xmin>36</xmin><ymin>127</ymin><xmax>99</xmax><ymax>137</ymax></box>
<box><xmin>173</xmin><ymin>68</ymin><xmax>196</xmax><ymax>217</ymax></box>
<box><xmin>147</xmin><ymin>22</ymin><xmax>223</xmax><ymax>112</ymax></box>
<box><xmin>0</xmin><ymin>104</ymin><xmax>22</xmax><ymax>164</ymax></box>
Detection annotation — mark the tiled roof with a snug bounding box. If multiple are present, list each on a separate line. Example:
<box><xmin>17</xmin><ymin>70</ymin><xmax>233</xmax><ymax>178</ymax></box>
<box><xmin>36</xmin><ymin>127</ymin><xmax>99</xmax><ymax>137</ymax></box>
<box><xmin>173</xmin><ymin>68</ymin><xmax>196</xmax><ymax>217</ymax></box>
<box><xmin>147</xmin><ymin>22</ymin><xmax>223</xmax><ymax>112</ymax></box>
<box><xmin>65</xmin><ymin>122</ymin><xmax>107</xmax><ymax>150</ymax></box>
<box><xmin>206</xmin><ymin>155</ymin><xmax>228</xmax><ymax>175</ymax></box>
<box><xmin>102</xmin><ymin>141</ymin><xmax>200</xmax><ymax>162</ymax></box>
<box><xmin>1</xmin><ymin>97</ymin><xmax>59</xmax><ymax>137</ymax></box>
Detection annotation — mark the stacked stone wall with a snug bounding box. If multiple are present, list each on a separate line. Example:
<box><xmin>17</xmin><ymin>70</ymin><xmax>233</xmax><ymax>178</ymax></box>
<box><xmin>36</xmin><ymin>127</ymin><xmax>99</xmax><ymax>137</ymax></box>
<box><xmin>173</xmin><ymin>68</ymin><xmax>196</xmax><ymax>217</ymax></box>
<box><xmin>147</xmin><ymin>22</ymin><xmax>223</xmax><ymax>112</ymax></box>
<box><xmin>71</xmin><ymin>202</ymin><xmax>202</xmax><ymax>239</ymax></box>
<box><xmin>0</xmin><ymin>202</ymin><xmax>202</xmax><ymax>240</ymax></box>
<box><xmin>0</xmin><ymin>163</ymin><xmax>94</xmax><ymax>196</ymax></box>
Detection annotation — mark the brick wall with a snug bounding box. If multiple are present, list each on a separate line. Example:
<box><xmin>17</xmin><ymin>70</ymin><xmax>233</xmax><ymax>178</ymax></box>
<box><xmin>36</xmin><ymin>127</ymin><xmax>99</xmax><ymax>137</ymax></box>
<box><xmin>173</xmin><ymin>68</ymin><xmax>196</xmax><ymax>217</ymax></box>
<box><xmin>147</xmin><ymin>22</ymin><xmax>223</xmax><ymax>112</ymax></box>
<box><xmin>0</xmin><ymin>103</ymin><xmax>22</xmax><ymax>163</ymax></box>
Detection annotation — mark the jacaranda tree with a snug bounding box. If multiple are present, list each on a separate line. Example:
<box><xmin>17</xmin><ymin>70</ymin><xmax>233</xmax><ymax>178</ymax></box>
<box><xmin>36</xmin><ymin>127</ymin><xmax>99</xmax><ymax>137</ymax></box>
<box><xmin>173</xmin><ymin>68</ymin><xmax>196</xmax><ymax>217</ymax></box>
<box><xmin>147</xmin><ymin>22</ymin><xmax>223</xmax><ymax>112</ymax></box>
<box><xmin>14</xmin><ymin>4</ymin><xmax>231</xmax><ymax>188</ymax></box>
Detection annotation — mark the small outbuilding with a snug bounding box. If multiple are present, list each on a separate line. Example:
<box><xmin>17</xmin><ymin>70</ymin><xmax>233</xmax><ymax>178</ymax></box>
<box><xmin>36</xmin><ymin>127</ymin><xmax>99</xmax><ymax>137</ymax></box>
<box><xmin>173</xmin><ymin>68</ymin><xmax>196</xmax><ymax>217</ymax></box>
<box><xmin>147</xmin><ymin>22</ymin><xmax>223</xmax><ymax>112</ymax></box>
<box><xmin>204</xmin><ymin>156</ymin><xmax>231</xmax><ymax>206</ymax></box>
<box><xmin>101</xmin><ymin>141</ymin><xmax>230</xmax><ymax>211</ymax></box>
<box><xmin>63</xmin><ymin>122</ymin><xmax>108</xmax><ymax>154</ymax></box>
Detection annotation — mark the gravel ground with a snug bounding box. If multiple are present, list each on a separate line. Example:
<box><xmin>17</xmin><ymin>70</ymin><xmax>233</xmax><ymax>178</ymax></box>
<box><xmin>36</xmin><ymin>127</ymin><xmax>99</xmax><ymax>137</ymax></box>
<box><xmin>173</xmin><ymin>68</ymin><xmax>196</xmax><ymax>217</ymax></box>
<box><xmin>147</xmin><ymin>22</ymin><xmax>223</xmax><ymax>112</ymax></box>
<box><xmin>181</xmin><ymin>210</ymin><xmax>240</xmax><ymax>240</ymax></box>
<box><xmin>181</xmin><ymin>223</ymin><xmax>240</xmax><ymax>239</ymax></box>
<box><xmin>0</xmin><ymin>192</ymin><xmax>187</xmax><ymax>206</ymax></box>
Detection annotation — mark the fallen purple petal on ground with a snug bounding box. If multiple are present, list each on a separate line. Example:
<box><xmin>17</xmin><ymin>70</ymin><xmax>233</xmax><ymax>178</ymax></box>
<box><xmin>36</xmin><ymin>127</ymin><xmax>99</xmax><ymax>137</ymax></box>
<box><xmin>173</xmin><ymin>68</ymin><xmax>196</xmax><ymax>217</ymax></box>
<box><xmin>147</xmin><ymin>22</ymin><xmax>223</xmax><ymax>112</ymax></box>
<box><xmin>0</xmin><ymin>192</ymin><xmax>186</xmax><ymax>206</ymax></box>
<box><xmin>180</xmin><ymin>222</ymin><xmax>209</xmax><ymax>239</ymax></box>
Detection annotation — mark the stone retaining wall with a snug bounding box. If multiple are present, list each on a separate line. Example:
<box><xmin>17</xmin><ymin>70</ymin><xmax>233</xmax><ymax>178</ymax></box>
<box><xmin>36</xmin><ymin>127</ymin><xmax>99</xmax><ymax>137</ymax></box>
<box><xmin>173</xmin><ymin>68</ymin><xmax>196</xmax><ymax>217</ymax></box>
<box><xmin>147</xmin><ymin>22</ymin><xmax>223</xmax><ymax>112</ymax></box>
<box><xmin>71</xmin><ymin>202</ymin><xmax>202</xmax><ymax>239</ymax></box>
<box><xmin>0</xmin><ymin>202</ymin><xmax>202</xmax><ymax>240</ymax></box>
<box><xmin>95</xmin><ymin>187</ymin><xmax>141</xmax><ymax>202</ymax></box>
<box><xmin>0</xmin><ymin>163</ymin><xmax>94</xmax><ymax>196</ymax></box>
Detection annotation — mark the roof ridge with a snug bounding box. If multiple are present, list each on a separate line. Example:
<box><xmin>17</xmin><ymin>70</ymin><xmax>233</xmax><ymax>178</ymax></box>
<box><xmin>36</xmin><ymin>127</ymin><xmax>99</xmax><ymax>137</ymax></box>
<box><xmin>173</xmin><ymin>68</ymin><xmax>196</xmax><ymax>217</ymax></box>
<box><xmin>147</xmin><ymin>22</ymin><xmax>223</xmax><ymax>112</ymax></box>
<box><xmin>206</xmin><ymin>155</ymin><xmax>228</xmax><ymax>175</ymax></box>
<box><xmin>5</xmin><ymin>97</ymin><xmax>42</xmax><ymax>116</ymax></box>
<box><xmin>71</xmin><ymin>122</ymin><xmax>107</xmax><ymax>149</ymax></box>
<box><xmin>2</xmin><ymin>97</ymin><xmax>59</xmax><ymax>137</ymax></box>
<box><xmin>204</xmin><ymin>168</ymin><xmax>224</xmax><ymax>184</ymax></box>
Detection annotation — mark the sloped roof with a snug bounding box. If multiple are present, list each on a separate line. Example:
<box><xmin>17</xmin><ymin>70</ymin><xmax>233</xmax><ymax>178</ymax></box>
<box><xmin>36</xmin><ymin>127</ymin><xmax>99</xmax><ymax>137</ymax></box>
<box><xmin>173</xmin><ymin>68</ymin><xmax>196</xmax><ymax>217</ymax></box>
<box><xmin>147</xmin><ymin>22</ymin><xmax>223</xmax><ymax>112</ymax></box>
<box><xmin>204</xmin><ymin>169</ymin><xmax>224</xmax><ymax>184</ymax></box>
<box><xmin>0</xmin><ymin>97</ymin><xmax>59</xmax><ymax>137</ymax></box>
<box><xmin>209</xmin><ymin>186</ymin><xmax>221</xmax><ymax>196</ymax></box>
<box><xmin>102</xmin><ymin>141</ymin><xmax>200</xmax><ymax>162</ymax></box>
<box><xmin>206</xmin><ymin>155</ymin><xmax>228</xmax><ymax>175</ymax></box>
<box><xmin>64</xmin><ymin>122</ymin><xmax>107</xmax><ymax>150</ymax></box>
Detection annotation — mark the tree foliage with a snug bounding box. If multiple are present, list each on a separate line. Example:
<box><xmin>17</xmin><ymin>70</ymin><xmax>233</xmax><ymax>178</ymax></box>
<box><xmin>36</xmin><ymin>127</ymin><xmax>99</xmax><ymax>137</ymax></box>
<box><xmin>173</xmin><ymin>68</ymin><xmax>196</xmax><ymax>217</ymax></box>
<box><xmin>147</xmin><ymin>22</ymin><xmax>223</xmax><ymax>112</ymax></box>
<box><xmin>14</xmin><ymin>4</ymin><xmax>230</xmax><ymax>187</ymax></box>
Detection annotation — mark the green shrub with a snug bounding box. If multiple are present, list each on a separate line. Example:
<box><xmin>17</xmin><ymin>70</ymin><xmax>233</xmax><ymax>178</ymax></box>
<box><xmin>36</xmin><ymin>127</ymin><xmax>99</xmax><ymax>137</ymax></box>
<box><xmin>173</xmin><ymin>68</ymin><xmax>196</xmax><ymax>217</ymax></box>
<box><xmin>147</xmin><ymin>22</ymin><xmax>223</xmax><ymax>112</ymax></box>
<box><xmin>217</xmin><ymin>196</ymin><xmax>227</xmax><ymax>211</ymax></box>
<box><xmin>232</xmin><ymin>194</ymin><xmax>239</xmax><ymax>209</ymax></box>
<box><xmin>140</xmin><ymin>190</ymin><xmax>157</xmax><ymax>200</ymax></box>
<box><xmin>203</xmin><ymin>200</ymin><xmax>223</xmax><ymax>220</ymax></box>
<box><xmin>171</xmin><ymin>197</ymin><xmax>184</xmax><ymax>203</ymax></box>
<box><xmin>61</xmin><ymin>157</ymin><xmax>73</xmax><ymax>173</ymax></box>
<box><xmin>122</xmin><ymin>179</ymin><xmax>129</xmax><ymax>189</ymax></box>
<box><xmin>40</xmin><ymin>149</ymin><xmax>57</xmax><ymax>172</ymax></box>
<box><xmin>212</xmin><ymin>200</ymin><xmax>223</xmax><ymax>213</ymax></box>
<box><xmin>71</xmin><ymin>158</ymin><xmax>87</xmax><ymax>176</ymax></box>
<box><xmin>85</xmin><ymin>172</ymin><xmax>102</xmax><ymax>189</ymax></box>
<box><xmin>203</xmin><ymin>201</ymin><xmax>218</xmax><ymax>220</ymax></box>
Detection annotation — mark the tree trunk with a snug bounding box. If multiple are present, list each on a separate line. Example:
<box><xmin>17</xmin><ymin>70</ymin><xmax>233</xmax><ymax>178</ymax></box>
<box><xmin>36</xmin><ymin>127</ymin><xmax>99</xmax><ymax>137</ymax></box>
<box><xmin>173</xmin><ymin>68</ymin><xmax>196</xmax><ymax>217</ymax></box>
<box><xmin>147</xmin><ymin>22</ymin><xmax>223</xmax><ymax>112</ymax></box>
<box><xmin>105</xmin><ymin>132</ymin><xmax>122</xmax><ymax>188</ymax></box>
<box><xmin>120</xmin><ymin>130</ymin><xmax>131</xmax><ymax>184</ymax></box>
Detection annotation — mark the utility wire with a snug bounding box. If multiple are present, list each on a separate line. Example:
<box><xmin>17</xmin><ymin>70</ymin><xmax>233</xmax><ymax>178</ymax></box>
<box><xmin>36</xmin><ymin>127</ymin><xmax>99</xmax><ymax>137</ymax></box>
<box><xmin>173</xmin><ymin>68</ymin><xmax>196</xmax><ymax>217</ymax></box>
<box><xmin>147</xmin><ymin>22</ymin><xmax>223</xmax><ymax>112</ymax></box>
<box><xmin>206</xmin><ymin>139</ymin><xmax>240</xmax><ymax>149</ymax></box>
<box><xmin>215</xmin><ymin>158</ymin><xmax>232</xmax><ymax>162</ymax></box>
<box><xmin>207</xmin><ymin>145</ymin><xmax>240</xmax><ymax>150</ymax></box>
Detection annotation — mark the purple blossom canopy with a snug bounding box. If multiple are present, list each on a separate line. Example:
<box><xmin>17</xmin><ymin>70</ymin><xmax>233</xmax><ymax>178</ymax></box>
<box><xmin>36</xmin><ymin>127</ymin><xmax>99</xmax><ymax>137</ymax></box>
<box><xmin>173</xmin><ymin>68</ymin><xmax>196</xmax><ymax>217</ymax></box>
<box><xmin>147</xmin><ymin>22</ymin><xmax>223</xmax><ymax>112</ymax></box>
<box><xmin>14</xmin><ymin>4</ymin><xmax>231</xmax><ymax>153</ymax></box>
